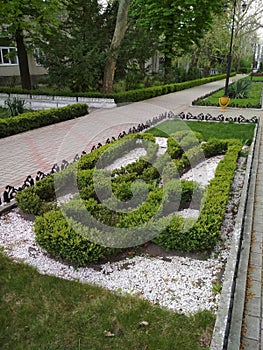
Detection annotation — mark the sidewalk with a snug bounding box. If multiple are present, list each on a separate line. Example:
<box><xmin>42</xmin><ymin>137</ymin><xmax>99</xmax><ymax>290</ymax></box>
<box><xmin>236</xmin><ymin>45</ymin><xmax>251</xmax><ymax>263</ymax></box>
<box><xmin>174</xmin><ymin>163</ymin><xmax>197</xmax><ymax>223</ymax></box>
<box><xmin>239</xmin><ymin>117</ymin><xmax>263</xmax><ymax>349</ymax></box>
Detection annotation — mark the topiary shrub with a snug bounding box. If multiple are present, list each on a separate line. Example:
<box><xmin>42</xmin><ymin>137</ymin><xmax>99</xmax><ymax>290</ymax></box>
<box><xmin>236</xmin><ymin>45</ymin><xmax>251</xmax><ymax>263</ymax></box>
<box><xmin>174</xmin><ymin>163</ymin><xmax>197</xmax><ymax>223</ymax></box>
<box><xmin>201</xmin><ymin>139</ymin><xmax>228</xmax><ymax>157</ymax></box>
<box><xmin>16</xmin><ymin>130</ymin><xmax>244</xmax><ymax>265</ymax></box>
<box><xmin>15</xmin><ymin>187</ymin><xmax>42</xmax><ymax>215</ymax></box>
<box><xmin>153</xmin><ymin>139</ymin><xmax>242</xmax><ymax>252</ymax></box>
<box><xmin>34</xmin><ymin>210</ymin><xmax>114</xmax><ymax>265</ymax></box>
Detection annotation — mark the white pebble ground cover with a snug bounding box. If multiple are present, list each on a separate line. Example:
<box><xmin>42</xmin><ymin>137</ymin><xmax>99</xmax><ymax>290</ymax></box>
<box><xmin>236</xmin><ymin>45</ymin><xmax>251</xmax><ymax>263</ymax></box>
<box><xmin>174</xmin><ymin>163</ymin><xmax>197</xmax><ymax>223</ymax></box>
<box><xmin>0</xmin><ymin>139</ymin><xmax>246</xmax><ymax>315</ymax></box>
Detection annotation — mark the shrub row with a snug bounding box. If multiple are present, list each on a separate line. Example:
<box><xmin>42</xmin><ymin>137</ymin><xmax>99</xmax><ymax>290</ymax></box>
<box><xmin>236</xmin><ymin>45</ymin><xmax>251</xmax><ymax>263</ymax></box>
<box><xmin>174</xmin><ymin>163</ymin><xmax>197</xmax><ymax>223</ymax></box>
<box><xmin>77</xmin><ymin>133</ymin><xmax>156</xmax><ymax>171</ymax></box>
<box><xmin>16</xmin><ymin>131</ymin><xmax>242</xmax><ymax>264</ymax></box>
<box><xmin>113</xmin><ymin>74</ymin><xmax>236</xmax><ymax>103</ymax></box>
<box><xmin>0</xmin><ymin>86</ymin><xmax>115</xmax><ymax>100</ymax></box>
<box><xmin>153</xmin><ymin>139</ymin><xmax>242</xmax><ymax>251</ymax></box>
<box><xmin>193</xmin><ymin>98</ymin><xmax>261</xmax><ymax>109</ymax></box>
<box><xmin>0</xmin><ymin>104</ymin><xmax>88</xmax><ymax>138</ymax></box>
<box><xmin>34</xmin><ymin>210</ymin><xmax>116</xmax><ymax>266</ymax></box>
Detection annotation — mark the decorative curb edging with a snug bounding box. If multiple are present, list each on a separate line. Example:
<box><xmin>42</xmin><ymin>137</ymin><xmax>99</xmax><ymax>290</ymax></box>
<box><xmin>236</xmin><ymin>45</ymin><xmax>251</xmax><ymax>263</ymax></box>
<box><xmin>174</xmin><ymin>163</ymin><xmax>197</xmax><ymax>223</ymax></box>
<box><xmin>210</xmin><ymin>121</ymin><xmax>260</xmax><ymax>349</ymax></box>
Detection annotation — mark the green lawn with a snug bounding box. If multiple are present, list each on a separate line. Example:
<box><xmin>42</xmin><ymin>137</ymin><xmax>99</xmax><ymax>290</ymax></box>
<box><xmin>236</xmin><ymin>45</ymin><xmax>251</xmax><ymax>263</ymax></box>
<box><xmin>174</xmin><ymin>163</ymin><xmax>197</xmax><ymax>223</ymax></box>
<box><xmin>248</xmin><ymin>75</ymin><xmax>263</xmax><ymax>82</ymax></box>
<box><xmin>148</xmin><ymin>120</ymin><xmax>255</xmax><ymax>145</ymax></box>
<box><xmin>0</xmin><ymin>252</ymin><xmax>214</xmax><ymax>350</ymax></box>
<box><xmin>194</xmin><ymin>81</ymin><xmax>262</xmax><ymax>108</ymax></box>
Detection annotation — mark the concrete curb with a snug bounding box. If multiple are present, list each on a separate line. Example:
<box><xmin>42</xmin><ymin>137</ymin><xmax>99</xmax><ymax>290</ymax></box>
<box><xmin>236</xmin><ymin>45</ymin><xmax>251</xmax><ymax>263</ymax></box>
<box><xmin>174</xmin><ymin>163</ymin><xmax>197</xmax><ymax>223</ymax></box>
<box><xmin>226</xmin><ymin>123</ymin><xmax>261</xmax><ymax>348</ymax></box>
<box><xmin>0</xmin><ymin>201</ymin><xmax>16</xmax><ymax>216</ymax></box>
<box><xmin>210</xmin><ymin>122</ymin><xmax>260</xmax><ymax>349</ymax></box>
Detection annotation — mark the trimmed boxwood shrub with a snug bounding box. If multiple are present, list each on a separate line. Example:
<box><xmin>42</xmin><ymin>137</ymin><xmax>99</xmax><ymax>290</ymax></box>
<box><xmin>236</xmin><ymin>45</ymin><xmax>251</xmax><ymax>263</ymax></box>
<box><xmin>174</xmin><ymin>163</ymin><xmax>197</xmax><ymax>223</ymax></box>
<box><xmin>167</xmin><ymin>131</ymin><xmax>203</xmax><ymax>159</ymax></box>
<box><xmin>201</xmin><ymin>139</ymin><xmax>228</xmax><ymax>157</ymax></box>
<box><xmin>15</xmin><ymin>175</ymin><xmax>56</xmax><ymax>215</ymax></box>
<box><xmin>0</xmin><ymin>104</ymin><xmax>88</xmax><ymax>138</ymax></box>
<box><xmin>15</xmin><ymin>165</ymin><xmax>76</xmax><ymax>215</ymax></box>
<box><xmin>15</xmin><ymin>187</ymin><xmax>42</xmax><ymax>215</ymax></box>
<box><xmin>78</xmin><ymin>133</ymin><xmax>156</xmax><ymax>171</ymax></box>
<box><xmin>113</xmin><ymin>73</ymin><xmax>236</xmax><ymax>103</ymax></box>
<box><xmin>16</xmin><ymin>130</ymin><xmax>244</xmax><ymax>264</ymax></box>
<box><xmin>153</xmin><ymin>139</ymin><xmax>242</xmax><ymax>251</ymax></box>
<box><xmin>34</xmin><ymin>210</ymin><xmax>114</xmax><ymax>265</ymax></box>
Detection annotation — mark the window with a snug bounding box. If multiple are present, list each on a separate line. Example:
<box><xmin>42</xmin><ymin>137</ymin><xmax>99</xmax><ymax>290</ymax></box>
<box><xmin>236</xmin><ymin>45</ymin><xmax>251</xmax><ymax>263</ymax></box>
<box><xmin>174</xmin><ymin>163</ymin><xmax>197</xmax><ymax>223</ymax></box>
<box><xmin>33</xmin><ymin>48</ymin><xmax>44</xmax><ymax>66</ymax></box>
<box><xmin>0</xmin><ymin>47</ymin><xmax>18</xmax><ymax>65</ymax></box>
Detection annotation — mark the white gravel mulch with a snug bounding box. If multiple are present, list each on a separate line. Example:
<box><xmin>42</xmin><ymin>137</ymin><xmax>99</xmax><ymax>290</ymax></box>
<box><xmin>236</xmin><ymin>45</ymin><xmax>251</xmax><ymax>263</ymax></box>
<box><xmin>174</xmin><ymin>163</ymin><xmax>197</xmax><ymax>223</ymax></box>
<box><xmin>0</xmin><ymin>140</ymin><xmax>245</xmax><ymax>315</ymax></box>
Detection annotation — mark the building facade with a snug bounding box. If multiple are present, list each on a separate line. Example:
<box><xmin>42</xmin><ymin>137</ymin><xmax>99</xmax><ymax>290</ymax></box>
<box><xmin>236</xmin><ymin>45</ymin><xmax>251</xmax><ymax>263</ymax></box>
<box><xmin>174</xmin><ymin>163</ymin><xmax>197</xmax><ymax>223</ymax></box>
<box><xmin>0</xmin><ymin>39</ymin><xmax>47</xmax><ymax>87</ymax></box>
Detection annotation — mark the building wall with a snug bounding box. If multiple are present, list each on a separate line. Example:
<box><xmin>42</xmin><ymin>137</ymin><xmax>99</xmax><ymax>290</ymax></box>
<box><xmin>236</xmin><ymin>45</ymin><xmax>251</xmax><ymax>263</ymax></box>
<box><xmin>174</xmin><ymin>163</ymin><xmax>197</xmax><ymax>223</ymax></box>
<box><xmin>0</xmin><ymin>44</ymin><xmax>47</xmax><ymax>86</ymax></box>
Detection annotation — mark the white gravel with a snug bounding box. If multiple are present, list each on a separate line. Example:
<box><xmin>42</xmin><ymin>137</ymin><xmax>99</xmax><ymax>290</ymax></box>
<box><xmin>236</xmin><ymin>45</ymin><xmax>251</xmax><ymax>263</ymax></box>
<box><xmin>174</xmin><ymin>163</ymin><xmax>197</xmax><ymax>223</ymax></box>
<box><xmin>181</xmin><ymin>155</ymin><xmax>224</xmax><ymax>186</ymax></box>
<box><xmin>0</xmin><ymin>209</ymin><xmax>222</xmax><ymax>314</ymax></box>
<box><xmin>0</xmin><ymin>145</ymin><xmax>246</xmax><ymax>316</ymax></box>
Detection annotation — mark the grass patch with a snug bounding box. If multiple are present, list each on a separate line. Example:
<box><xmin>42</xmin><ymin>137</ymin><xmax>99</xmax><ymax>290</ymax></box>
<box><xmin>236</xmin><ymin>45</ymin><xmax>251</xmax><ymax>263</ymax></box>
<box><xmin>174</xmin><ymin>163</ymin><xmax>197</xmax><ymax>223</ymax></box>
<box><xmin>193</xmin><ymin>80</ymin><xmax>262</xmax><ymax>108</ymax></box>
<box><xmin>0</xmin><ymin>252</ymin><xmax>215</xmax><ymax>349</ymax></box>
<box><xmin>147</xmin><ymin>120</ymin><xmax>255</xmax><ymax>145</ymax></box>
<box><xmin>248</xmin><ymin>75</ymin><xmax>263</xmax><ymax>82</ymax></box>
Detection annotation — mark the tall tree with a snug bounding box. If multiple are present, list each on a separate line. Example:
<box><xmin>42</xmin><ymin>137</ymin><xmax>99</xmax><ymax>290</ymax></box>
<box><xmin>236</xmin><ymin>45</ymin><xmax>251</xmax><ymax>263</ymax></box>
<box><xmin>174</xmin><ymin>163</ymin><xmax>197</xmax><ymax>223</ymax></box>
<box><xmin>130</xmin><ymin>0</ymin><xmax>224</xmax><ymax>78</ymax></box>
<box><xmin>102</xmin><ymin>0</ymin><xmax>130</xmax><ymax>93</ymax></box>
<box><xmin>231</xmin><ymin>0</ymin><xmax>263</xmax><ymax>71</ymax></box>
<box><xmin>37</xmin><ymin>0</ymin><xmax>113</xmax><ymax>92</ymax></box>
<box><xmin>0</xmin><ymin>0</ymin><xmax>63</xmax><ymax>90</ymax></box>
<box><xmin>190</xmin><ymin>15</ymin><xmax>230</xmax><ymax>74</ymax></box>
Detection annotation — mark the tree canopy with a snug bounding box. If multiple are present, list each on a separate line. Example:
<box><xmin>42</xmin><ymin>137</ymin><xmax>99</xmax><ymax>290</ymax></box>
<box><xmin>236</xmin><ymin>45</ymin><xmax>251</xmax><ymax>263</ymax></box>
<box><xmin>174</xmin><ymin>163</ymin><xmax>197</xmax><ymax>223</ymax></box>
<box><xmin>0</xmin><ymin>0</ymin><xmax>260</xmax><ymax>92</ymax></box>
<box><xmin>130</xmin><ymin>0</ymin><xmax>224</xmax><ymax>75</ymax></box>
<box><xmin>0</xmin><ymin>0</ymin><xmax>64</xmax><ymax>89</ymax></box>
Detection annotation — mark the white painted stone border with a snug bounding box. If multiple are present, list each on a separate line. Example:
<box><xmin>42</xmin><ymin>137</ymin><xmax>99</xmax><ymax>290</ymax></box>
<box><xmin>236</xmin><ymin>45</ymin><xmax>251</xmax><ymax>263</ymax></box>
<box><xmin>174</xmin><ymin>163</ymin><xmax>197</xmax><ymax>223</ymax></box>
<box><xmin>0</xmin><ymin>93</ymin><xmax>116</xmax><ymax>110</ymax></box>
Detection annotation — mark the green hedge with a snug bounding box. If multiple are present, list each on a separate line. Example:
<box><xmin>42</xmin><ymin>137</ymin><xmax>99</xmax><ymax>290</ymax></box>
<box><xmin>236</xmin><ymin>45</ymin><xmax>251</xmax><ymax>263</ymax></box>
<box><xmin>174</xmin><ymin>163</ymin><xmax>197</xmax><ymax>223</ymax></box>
<box><xmin>153</xmin><ymin>139</ymin><xmax>242</xmax><ymax>251</ymax></box>
<box><xmin>0</xmin><ymin>86</ymin><xmax>115</xmax><ymax>100</ymax></box>
<box><xmin>0</xmin><ymin>104</ymin><xmax>88</xmax><ymax>138</ymax></box>
<box><xmin>34</xmin><ymin>210</ymin><xmax>115</xmax><ymax>266</ymax></box>
<box><xmin>15</xmin><ymin>131</ymin><xmax>243</xmax><ymax>264</ymax></box>
<box><xmin>113</xmin><ymin>73</ymin><xmax>236</xmax><ymax>103</ymax></box>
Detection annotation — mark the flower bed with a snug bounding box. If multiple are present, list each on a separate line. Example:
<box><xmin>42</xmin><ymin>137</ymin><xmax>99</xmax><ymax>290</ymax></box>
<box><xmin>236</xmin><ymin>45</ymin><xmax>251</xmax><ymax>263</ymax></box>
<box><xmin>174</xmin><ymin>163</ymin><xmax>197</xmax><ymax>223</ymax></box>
<box><xmin>15</xmin><ymin>130</ymin><xmax>242</xmax><ymax>266</ymax></box>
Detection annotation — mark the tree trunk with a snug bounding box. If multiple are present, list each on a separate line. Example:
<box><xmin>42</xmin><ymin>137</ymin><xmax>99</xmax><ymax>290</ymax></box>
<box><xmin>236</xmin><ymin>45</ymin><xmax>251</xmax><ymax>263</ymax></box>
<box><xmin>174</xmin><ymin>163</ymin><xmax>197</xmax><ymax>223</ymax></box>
<box><xmin>15</xmin><ymin>29</ymin><xmax>31</xmax><ymax>90</ymax></box>
<box><xmin>164</xmin><ymin>54</ymin><xmax>172</xmax><ymax>81</ymax></box>
<box><xmin>163</xmin><ymin>34</ymin><xmax>174</xmax><ymax>82</ymax></box>
<box><xmin>102</xmin><ymin>0</ymin><xmax>130</xmax><ymax>93</ymax></box>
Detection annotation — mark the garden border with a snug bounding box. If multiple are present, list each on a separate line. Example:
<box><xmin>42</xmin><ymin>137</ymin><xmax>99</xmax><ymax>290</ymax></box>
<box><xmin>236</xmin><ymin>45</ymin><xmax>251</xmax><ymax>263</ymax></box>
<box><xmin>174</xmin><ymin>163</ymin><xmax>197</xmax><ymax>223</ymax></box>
<box><xmin>210</xmin><ymin>121</ymin><xmax>260</xmax><ymax>349</ymax></box>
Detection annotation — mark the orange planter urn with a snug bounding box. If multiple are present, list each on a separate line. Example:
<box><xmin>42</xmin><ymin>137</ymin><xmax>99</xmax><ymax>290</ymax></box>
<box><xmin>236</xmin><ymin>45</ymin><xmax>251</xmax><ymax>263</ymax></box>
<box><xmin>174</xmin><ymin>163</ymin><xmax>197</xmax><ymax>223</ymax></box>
<box><xmin>219</xmin><ymin>96</ymin><xmax>230</xmax><ymax>111</ymax></box>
